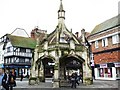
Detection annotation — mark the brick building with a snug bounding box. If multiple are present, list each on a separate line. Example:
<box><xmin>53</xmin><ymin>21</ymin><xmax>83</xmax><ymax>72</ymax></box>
<box><xmin>88</xmin><ymin>14</ymin><xmax>120</xmax><ymax>80</ymax></box>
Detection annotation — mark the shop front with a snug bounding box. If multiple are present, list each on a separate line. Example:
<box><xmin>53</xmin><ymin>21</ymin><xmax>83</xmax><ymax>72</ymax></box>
<box><xmin>95</xmin><ymin>62</ymin><xmax>120</xmax><ymax>80</ymax></box>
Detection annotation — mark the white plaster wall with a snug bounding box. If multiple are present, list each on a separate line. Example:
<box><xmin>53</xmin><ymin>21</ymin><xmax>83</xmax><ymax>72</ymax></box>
<box><xmin>0</xmin><ymin>43</ymin><xmax>4</xmax><ymax>64</ymax></box>
<box><xmin>94</xmin><ymin>68</ymin><xmax>98</xmax><ymax>79</ymax></box>
<box><xmin>112</xmin><ymin>67</ymin><xmax>117</xmax><ymax>80</ymax></box>
<box><xmin>6</xmin><ymin>42</ymin><xmax>12</xmax><ymax>48</ymax></box>
<box><xmin>11</xmin><ymin>28</ymin><xmax>29</xmax><ymax>37</ymax></box>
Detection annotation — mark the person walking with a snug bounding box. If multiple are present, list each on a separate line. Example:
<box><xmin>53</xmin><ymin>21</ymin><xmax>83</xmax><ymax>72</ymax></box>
<box><xmin>75</xmin><ymin>72</ymin><xmax>80</xmax><ymax>86</ymax></box>
<box><xmin>2</xmin><ymin>71</ymin><xmax>9</xmax><ymax>90</ymax></box>
<box><xmin>20</xmin><ymin>69</ymin><xmax>23</xmax><ymax>81</ymax></box>
<box><xmin>71</xmin><ymin>73</ymin><xmax>77</xmax><ymax>88</ymax></box>
<box><xmin>0</xmin><ymin>68</ymin><xmax>9</xmax><ymax>90</ymax></box>
<box><xmin>8</xmin><ymin>70</ymin><xmax>16</xmax><ymax>90</ymax></box>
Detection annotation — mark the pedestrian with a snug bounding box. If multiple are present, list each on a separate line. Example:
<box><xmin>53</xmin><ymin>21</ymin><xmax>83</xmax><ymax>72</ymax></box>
<box><xmin>8</xmin><ymin>70</ymin><xmax>16</xmax><ymax>90</ymax></box>
<box><xmin>20</xmin><ymin>69</ymin><xmax>23</xmax><ymax>81</ymax></box>
<box><xmin>75</xmin><ymin>72</ymin><xmax>79</xmax><ymax>85</ymax></box>
<box><xmin>2</xmin><ymin>70</ymin><xmax>9</xmax><ymax>90</ymax></box>
<box><xmin>79</xmin><ymin>73</ymin><xmax>82</xmax><ymax>82</ymax></box>
<box><xmin>0</xmin><ymin>68</ymin><xmax>9</xmax><ymax>90</ymax></box>
<box><xmin>71</xmin><ymin>73</ymin><xmax>76</xmax><ymax>88</ymax></box>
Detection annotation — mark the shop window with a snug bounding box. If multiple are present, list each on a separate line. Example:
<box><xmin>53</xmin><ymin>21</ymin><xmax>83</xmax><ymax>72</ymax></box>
<box><xmin>108</xmin><ymin>68</ymin><xmax>112</xmax><ymax>77</ymax></box>
<box><xmin>104</xmin><ymin>68</ymin><xmax>112</xmax><ymax>77</ymax></box>
<box><xmin>116</xmin><ymin>67</ymin><xmax>120</xmax><ymax>77</ymax></box>
<box><xmin>99</xmin><ymin>68</ymin><xmax>104</xmax><ymax>77</ymax></box>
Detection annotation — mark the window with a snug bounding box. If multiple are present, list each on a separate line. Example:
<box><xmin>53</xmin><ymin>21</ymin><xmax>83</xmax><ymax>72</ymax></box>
<box><xmin>60</xmin><ymin>37</ymin><xmax>67</xmax><ymax>43</ymax></box>
<box><xmin>26</xmin><ymin>49</ymin><xmax>31</xmax><ymax>53</ymax></box>
<box><xmin>25</xmin><ymin>58</ymin><xmax>30</xmax><ymax>62</ymax></box>
<box><xmin>7</xmin><ymin>47</ymin><xmax>11</xmax><ymax>52</ymax></box>
<box><xmin>95</xmin><ymin>40</ymin><xmax>99</xmax><ymax>48</ymax></box>
<box><xmin>20</xmin><ymin>48</ymin><xmax>26</xmax><ymax>52</ymax></box>
<box><xmin>102</xmin><ymin>38</ymin><xmax>108</xmax><ymax>47</ymax></box>
<box><xmin>116</xmin><ymin>67</ymin><xmax>120</xmax><ymax>78</ymax></box>
<box><xmin>99</xmin><ymin>68</ymin><xmax>104</xmax><ymax>77</ymax></box>
<box><xmin>112</xmin><ymin>34</ymin><xmax>119</xmax><ymax>44</ymax></box>
<box><xmin>104</xmin><ymin>68</ymin><xmax>112</xmax><ymax>77</ymax></box>
<box><xmin>19</xmin><ymin>58</ymin><xmax>25</xmax><ymax>63</ymax></box>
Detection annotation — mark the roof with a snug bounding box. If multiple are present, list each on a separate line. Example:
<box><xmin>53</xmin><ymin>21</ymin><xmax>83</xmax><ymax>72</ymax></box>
<box><xmin>59</xmin><ymin>0</ymin><xmax>64</xmax><ymax>12</ymax></box>
<box><xmin>91</xmin><ymin>14</ymin><xmax>120</xmax><ymax>35</ymax></box>
<box><xmin>47</xmin><ymin>24</ymin><xmax>81</xmax><ymax>45</ymax></box>
<box><xmin>7</xmin><ymin>34</ymin><xmax>36</xmax><ymax>49</ymax></box>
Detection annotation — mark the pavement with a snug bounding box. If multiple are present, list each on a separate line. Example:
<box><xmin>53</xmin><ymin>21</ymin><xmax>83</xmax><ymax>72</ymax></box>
<box><xmin>13</xmin><ymin>78</ymin><xmax>119</xmax><ymax>90</ymax></box>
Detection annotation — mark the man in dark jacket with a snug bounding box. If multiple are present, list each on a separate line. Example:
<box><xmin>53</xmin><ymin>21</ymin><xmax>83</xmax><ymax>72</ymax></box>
<box><xmin>71</xmin><ymin>73</ymin><xmax>76</xmax><ymax>88</ymax></box>
<box><xmin>2</xmin><ymin>72</ymin><xmax>9</xmax><ymax>90</ymax></box>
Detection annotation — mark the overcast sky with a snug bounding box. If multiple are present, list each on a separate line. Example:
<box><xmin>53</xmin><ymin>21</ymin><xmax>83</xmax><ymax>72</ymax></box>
<box><xmin>0</xmin><ymin>0</ymin><xmax>119</xmax><ymax>37</ymax></box>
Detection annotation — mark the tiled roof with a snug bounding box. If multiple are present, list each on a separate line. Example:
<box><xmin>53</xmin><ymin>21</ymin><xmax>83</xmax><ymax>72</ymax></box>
<box><xmin>91</xmin><ymin>14</ymin><xmax>120</xmax><ymax>35</ymax></box>
<box><xmin>7</xmin><ymin>34</ymin><xmax>36</xmax><ymax>49</ymax></box>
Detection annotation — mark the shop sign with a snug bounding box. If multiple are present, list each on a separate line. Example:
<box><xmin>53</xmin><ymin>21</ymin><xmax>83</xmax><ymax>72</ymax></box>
<box><xmin>100</xmin><ymin>64</ymin><xmax>107</xmax><ymax>68</ymax></box>
<box><xmin>115</xmin><ymin>63</ymin><xmax>120</xmax><ymax>67</ymax></box>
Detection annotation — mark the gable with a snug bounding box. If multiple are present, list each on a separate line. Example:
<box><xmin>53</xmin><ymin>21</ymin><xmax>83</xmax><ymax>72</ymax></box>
<box><xmin>11</xmin><ymin>28</ymin><xmax>29</xmax><ymax>37</ymax></box>
<box><xmin>47</xmin><ymin>26</ymin><xmax>81</xmax><ymax>45</ymax></box>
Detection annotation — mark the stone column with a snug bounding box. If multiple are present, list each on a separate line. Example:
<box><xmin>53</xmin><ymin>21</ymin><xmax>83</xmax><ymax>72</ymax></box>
<box><xmin>82</xmin><ymin>49</ymin><xmax>93</xmax><ymax>85</ymax></box>
<box><xmin>38</xmin><ymin>61</ymin><xmax>44</xmax><ymax>82</ymax></box>
<box><xmin>53</xmin><ymin>59</ymin><xmax>60</xmax><ymax>88</ymax></box>
<box><xmin>29</xmin><ymin>46</ymin><xmax>39</xmax><ymax>85</ymax></box>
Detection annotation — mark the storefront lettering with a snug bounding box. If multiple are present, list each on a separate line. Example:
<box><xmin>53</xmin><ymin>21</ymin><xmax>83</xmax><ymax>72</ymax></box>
<box><xmin>100</xmin><ymin>64</ymin><xmax>107</xmax><ymax>68</ymax></box>
<box><xmin>115</xmin><ymin>63</ymin><xmax>120</xmax><ymax>67</ymax></box>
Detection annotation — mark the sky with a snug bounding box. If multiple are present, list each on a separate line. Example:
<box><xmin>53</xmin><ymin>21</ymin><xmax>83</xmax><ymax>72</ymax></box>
<box><xmin>0</xmin><ymin>0</ymin><xmax>119</xmax><ymax>37</ymax></box>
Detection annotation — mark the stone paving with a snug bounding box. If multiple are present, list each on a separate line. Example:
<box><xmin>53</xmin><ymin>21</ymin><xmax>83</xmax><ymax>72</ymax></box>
<box><xmin>13</xmin><ymin>78</ymin><xmax>119</xmax><ymax>89</ymax></box>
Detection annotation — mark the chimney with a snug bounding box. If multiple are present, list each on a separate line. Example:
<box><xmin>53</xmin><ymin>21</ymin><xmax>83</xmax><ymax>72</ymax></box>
<box><xmin>81</xmin><ymin>29</ymin><xmax>85</xmax><ymax>43</ymax></box>
<box><xmin>30</xmin><ymin>27</ymin><xmax>39</xmax><ymax>39</ymax></box>
<box><xmin>31</xmin><ymin>30</ymin><xmax>35</xmax><ymax>39</ymax></box>
<box><xmin>75</xmin><ymin>32</ymin><xmax>79</xmax><ymax>38</ymax></box>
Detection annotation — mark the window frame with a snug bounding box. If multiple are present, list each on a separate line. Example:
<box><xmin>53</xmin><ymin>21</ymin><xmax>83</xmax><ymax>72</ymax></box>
<box><xmin>102</xmin><ymin>38</ymin><xmax>108</xmax><ymax>47</ymax></box>
<box><xmin>95</xmin><ymin>40</ymin><xmax>99</xmax><ymax>48</ymax></box>
<box><xmin>112</xmin><ymin>34</ymin><xmax>119</xmax><ymax>44</ymax></box>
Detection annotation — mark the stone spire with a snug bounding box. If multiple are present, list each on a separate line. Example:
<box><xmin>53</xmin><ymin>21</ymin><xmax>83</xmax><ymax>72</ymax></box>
<box><xmin>59</xmin><ymin>0</ymin><xmax>63</xmax><ymax>11</ymax></box>
<box><xmin>58</xmin><ymin>0</ymin><xmax>65</xmax><ymax>19</ymax></box>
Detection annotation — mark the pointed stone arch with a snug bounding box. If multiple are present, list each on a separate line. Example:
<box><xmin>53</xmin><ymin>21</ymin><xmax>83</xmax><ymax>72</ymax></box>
<box><xmin>35</xmin><ymin>55</ymin><xmax>55</xmax><ymax>82</ymax></box>
<box><xmin>59</xmin><ymin>54</ymin><xmax>85</xmax><ymax>86</ymax></box>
